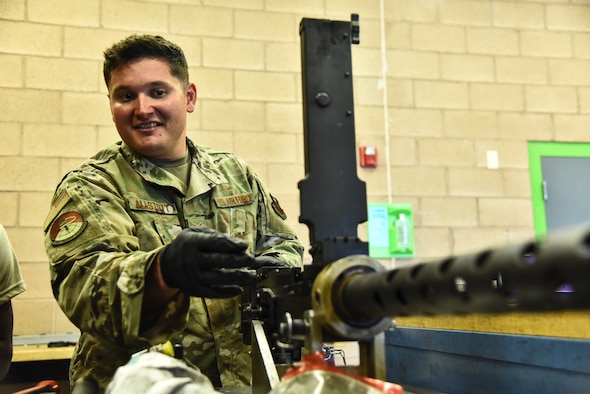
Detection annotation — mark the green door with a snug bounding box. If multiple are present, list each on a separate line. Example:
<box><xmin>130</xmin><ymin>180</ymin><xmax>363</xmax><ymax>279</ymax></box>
<box><xmin>528</xmin><ymin>142</ymin><xmax>590</xmax><ymax>238</ymax></box>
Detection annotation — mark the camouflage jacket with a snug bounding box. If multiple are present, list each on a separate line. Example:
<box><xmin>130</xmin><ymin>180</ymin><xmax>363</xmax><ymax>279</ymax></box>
<box><xmin>44</xmin><ymin>139</ymin><xmax>304</xmax><ymax>392</ymax></box>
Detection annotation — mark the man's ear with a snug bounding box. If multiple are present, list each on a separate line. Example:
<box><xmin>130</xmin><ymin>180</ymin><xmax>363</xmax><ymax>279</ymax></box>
<box><xmin>186</xmin><ymin>83</ymin><xmax>197</xmax><ymax>113</ymax></box>
<box><xmin>107</xmin><ymin>93</ymin><xmax>115</xmax><ymax>120</ymax></box>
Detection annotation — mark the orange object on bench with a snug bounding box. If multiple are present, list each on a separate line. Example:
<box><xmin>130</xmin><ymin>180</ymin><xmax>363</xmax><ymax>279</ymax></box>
<box><xmin>12</xmin><ymin>380</ymin><xmax>59</xmax><ymax>394</ymax></box>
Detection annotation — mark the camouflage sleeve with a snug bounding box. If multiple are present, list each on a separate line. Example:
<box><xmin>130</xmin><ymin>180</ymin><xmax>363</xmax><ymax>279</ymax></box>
<box><xmin>44</xmin><ymin>170</ymin><xmax>189</xmax><ymax>349</ymax></box>
<box><xmin>249</xmin><ymin>171</ymin><xmax>305</xmax><ymax>268</ymax></box>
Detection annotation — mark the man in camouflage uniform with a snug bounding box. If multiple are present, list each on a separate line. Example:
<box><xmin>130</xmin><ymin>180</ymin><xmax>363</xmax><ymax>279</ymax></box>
<box><xmin>43</xmin><ymin>34</ymin><xmax>304</xmax><ymax>393</ymax></box>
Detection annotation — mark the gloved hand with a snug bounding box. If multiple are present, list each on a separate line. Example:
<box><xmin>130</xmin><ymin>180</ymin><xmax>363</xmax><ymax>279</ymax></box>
<box><xmin>252</xmin><ymin>254</ymin><xmax>291</xmax><ymax>269</ymax></box>
<box><xmin>159</xmin><ymin>227</ymin><xmax>256</xmax><ymax>298</ymax></box>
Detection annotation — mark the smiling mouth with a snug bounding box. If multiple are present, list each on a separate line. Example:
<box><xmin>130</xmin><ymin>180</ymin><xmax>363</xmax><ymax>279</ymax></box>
<box><xmin>135</xmin><ymin>122</ymin><xmax>161</xmax><ymax>130</ymax></box>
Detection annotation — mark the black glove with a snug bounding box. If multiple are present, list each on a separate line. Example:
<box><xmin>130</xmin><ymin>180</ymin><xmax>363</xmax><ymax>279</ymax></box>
<box><xmin>159</xmin><ymin>227</ymin><xmax>256</xmax><ymax>298</ymax></box>
<box><xmin>252</xmin><ymin>255</ymin><xmax>291</xmax><ymax>269</ymax></box>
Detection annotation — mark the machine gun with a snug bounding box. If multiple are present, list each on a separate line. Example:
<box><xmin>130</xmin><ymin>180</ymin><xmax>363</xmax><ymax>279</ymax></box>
<box><xmin>240</xmin><ymin>14</ymin><xmax>590</xmax><ymax>394</ymax></box>
<box><xmin>240</xmin><ymin>15</ymin><xmax>372</xmax><ymax>391</ymax></box>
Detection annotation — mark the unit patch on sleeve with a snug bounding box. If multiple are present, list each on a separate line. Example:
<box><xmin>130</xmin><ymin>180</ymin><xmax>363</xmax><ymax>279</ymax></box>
<box><xmin>49</xmin><ymin>211</ymin><xmax>88</xmax><ymax>246</ymax></box>
<box><xmin>270</xmin><ymin>194</ymin><xmax>287</xmax><ymax>220</ymax></box>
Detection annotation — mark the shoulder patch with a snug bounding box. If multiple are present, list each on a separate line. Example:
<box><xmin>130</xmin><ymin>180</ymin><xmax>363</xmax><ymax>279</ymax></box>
<box><xmin>49</xmin><ymin>211</ymin><xmax>87</xmax><ymax>246</ymax></box>
<box><xmin>270</xmin><ymin>194</ymin><xmax>287</xmax><ymax>220</ymax></box>
<box><xmin>44</xmin><ymin>190</ymin><xmax>71</xmax><ymax>230</ymax></box>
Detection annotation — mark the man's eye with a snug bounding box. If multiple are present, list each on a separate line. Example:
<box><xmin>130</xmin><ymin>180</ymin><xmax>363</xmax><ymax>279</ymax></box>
<box><xmin>153</xmin><ymin>89</ymin><xmax>167</xmax><ymax>97</ymax></box>
<box><xmin>119</xmin><ymin>93</ymin><xmax>134</xmax><ymax>101</ymax></box>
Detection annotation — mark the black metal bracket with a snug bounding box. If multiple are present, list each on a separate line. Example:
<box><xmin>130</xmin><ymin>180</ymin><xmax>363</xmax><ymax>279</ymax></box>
<box><xmin>298</xmin><ymin>14</ymin><xmax>367</xmax><ymax>267</ymax></box>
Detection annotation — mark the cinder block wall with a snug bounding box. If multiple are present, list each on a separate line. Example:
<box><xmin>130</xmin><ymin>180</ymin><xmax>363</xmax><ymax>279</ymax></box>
<box><xmin>1</xmin><ymin>0</ymin><xmax>589</xmax><ymax>338</ymax></box>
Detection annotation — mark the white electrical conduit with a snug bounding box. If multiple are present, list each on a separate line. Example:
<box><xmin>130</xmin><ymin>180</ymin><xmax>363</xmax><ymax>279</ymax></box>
<box><xmin>379</xmin><ymin>0</ymin><xmax>392</xmax><ymax>203</ymax></box>
<box><xmin>379</xmin><ymin>0</ymin><xmax>396</xmax><ymax>269</ymax></box>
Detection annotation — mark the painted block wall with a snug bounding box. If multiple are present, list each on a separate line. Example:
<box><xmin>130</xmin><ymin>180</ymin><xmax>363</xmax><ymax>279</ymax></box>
<box><xmin>1</xmin><ymin>0</ymin><xmax>589</xmax><ymax>339</ymax></box>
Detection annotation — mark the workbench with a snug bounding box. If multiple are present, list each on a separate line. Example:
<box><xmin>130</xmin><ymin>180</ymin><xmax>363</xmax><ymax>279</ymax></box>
<box><xmin>1</xmin><ymin>334</ymin><xmax>77</xmax><ymax>394</ymax></box>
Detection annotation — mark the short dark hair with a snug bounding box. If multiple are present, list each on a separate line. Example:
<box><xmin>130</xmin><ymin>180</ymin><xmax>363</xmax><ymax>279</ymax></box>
<box><xmin>103</xmin><ymin>34</ymin><xmax>189</xmax><ymax>88</ymax></box>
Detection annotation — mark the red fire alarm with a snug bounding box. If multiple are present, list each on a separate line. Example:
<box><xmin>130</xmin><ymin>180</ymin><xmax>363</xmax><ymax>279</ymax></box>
<box><xmin>359</xmin><ymin>146</ymin><xmax>378</xmax><ymax>168</ymax></box>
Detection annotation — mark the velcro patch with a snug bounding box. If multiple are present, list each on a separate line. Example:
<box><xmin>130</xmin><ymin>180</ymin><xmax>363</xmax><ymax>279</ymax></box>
<box><xmin>214</xmin><ymin>193</ymin><xmax>254</xmax><ymax>208</ymax></box>
<box><xmin>44</xmin><ymin>190</ymin><xmax>71</xmax><ymax>230</ymax></box>
<box><xmin>129</xmin><ymin>198</ymin><xmax>177</xmax><ymax>214</ymax></box>
<box><xmin>49</xmin><ymin>211</ymin><xmax>87</xmax><ymax>246</ymax></box>
<box><xmin>271</xmin><ymin>194</ymin><xmax>287</xmax><ymax>220</ymax></box>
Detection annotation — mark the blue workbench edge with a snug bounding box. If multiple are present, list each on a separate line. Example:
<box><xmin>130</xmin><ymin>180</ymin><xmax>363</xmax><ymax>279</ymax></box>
<box><xmin>385</xmin><ymin>326</ymin><xmax>590</xmax><ymax>374</ymax></box>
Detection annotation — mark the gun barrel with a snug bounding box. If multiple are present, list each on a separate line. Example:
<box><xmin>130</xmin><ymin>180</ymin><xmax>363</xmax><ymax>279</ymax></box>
<box><xmin>337</xmin><ymin>224</ymin><xmax>590</xmax><ymax>320</ymax></box>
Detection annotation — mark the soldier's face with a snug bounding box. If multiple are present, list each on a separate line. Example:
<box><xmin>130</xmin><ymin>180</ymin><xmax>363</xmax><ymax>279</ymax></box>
<box><xmin>107</xmin><ymin>58</ymin><xmax>197</xmax><ymax>160</ymax></box>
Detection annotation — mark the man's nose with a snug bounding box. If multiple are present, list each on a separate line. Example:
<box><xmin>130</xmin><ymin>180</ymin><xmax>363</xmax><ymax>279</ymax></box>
<box><xmin>135</xmin><ymin>94</ymin><xmax>154</xmax><ymax>116</ymax></box>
